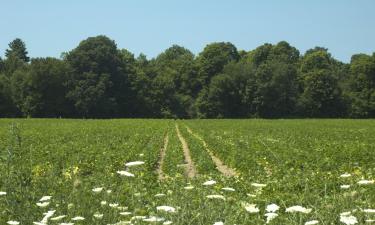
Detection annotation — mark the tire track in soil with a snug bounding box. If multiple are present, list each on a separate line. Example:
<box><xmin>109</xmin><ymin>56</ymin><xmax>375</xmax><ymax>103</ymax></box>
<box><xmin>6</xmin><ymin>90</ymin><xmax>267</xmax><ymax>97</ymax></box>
<box><xmin>175</xmin><ymin>124</ymin><xmax>197</xmax><ymax>178</ymax></box>
<box><xmin>185</xmin><ymin>125</ymin><xmax>238</xmax><ymax>177</ymax></box>
<box><xmin>157</xmin><ymin>133</ymin><xmax>169</xmax><ymax>180</ymax></box>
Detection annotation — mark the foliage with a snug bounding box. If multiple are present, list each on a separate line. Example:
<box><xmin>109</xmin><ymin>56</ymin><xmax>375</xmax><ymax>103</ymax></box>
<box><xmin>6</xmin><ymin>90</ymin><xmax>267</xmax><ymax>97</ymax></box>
<box><xmin>9</xmin><ymin>58</ymin><xmax>72</xmax><ymax>117</ymax></box>
<box><xmin>297</xmin><ymin>49</ymin><xmax>346</xmax><ymax>117</ymax></box>
<box><xmin>0</xmin><ymin>37</ymin><xmax>374</xmax><ymax>118</ymax></box>
<box><xmin>5</xmin><ymin>38</ymin><xmax>30</xmax><ymax>63</ymax></box>
<box><xmin>345</xmin><ymin>54</ymin><xmax>375</xmax><ymax>117</ymax></box>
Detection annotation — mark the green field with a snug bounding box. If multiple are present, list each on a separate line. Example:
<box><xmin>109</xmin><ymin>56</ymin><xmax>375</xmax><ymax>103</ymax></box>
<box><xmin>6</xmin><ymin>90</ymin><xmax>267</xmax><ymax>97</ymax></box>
<box><xmin>0</xmin><ymin>119</ymin><xmax>374</xmax><ymax>225</ymax></box>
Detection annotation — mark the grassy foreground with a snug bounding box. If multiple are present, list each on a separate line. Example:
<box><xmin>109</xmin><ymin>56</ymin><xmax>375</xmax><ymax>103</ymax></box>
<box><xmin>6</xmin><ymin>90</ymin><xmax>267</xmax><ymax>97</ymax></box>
<box><xmin>0</xmin><ymin>119</ymin><xmax>374</xmax><ymax>225</ymax></box>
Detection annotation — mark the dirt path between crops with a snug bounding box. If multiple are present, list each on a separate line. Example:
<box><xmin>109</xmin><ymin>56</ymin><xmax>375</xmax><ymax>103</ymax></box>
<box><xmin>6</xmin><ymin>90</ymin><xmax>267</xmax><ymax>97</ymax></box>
<box><xmin>185</xmin><ymin>125</ymin><xmax>238</xmax><ymax>177</ymax></box>
<box><xmin>175</xmin><ymin>124</ymin><xmax>197</xmax><ymax>178</ymax></box>
<box><xmin>157</xmin><ymin>133</ymin><xmax>169</xmax><ymax>180</ymax></box>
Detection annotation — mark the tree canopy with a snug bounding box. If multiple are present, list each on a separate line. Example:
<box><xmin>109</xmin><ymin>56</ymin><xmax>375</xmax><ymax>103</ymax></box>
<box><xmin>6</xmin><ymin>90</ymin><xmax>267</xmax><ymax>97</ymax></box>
<box><xmin>0</xmin><ymin>36</ymin><xmax>374</xmax><ymax>118</ymax></box>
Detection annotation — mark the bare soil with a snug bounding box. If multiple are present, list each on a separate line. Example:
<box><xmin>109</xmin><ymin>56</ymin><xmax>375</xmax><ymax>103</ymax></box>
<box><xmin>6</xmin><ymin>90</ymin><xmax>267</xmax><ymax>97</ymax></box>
<box><xmin>157</xmin><ymin>133</ymin><xmax>169</xmax><ymax>180</ymax></box>
<box><xmin>185</xmin><ymin>126</ymin><xmax>238</xmax><ymax>177</ymax></box>
<box><xmin>175</xmin><ymin>124</ymin><xmax>197</xmax><ymax>178</ymax></box>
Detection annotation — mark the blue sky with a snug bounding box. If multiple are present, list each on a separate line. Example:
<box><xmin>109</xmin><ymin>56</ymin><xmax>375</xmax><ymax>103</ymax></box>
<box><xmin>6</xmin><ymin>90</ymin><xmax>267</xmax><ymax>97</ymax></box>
<box><xmin>1</xmin><ymin>0</ymin><xmax>374</xmax><ymax>62</ymax></box>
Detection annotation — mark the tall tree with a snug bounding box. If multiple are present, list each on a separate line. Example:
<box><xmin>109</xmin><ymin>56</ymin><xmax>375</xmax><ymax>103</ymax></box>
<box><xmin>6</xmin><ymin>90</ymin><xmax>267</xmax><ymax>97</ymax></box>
<box><xmin>195</xmin><ymin>61</ymin><xmax>253</xmax><ymax>118</ymax></box>
<box><xmin>9</xmin><ymin>58</ymin><xmax>72</xmax><ymax>117</ymax></box>
<box><xmin>5</xmin><ymin>38</ymin><xmax>30</xmax><ymax>62</ymax></box>
<box><xmin>196</xmin><ymin>42</ymin><xmax>239</xmax><ymax>88</ymax></box>
<box><xmin>128</xmin><ymin>54</ymin><xmax>156</xmax><ymax>117</ymax></box>
<box><xmin>0</xmin><ymin>57</ymin><xmax>3</xmax><ymax>72</ymax></box>
<box><xmin>0</xmin><ymin>74</ymin><xmax>19</xmax><ymax>117</ymax></box>
<box><xmin>297</xmin><ymin>48</ymin><xmax>346</xmax><ymax>117</ymax></box>
<box><xmin>245</xmin><ymin>42</ymin><xmax>300</xmax><ymax>118</ymax></box>
<box><xmin>2</xmin><ymin>39</ymin><xmax>29</xmax><ymax>77</ymax></box>
<box><xmin>65</xmin><ymin>35</ymin><xmax>129</xmax><ymax>118</ymax></box>
<box><xmin>346</xmin><ymin>53</ymin><xmax>375</xmax><ymax>117</ymax></box>
<box><xmin>150</xmin><ymin>45</ymin><xmax>198</xmax><ymax>118</ymax></box>
<box><xmin>116</xmin><ymin>49</ymin><xmax>137</xmax><ymax>117</ymax></box>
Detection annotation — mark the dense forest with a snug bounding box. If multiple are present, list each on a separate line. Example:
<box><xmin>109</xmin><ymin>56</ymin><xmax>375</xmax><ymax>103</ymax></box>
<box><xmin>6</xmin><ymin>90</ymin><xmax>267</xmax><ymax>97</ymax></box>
<box><xmin>0</xmin><ymin>36</ymin><xmax>374</xmax><ymax>118</ymax></box>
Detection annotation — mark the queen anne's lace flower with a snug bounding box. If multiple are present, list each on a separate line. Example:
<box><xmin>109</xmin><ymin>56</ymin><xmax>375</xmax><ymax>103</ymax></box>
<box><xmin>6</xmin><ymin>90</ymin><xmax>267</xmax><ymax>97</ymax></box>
<box><xmin>286</xmin><ymin>205</ymin><xmax>312</xmax><ymax>214</ymax></box>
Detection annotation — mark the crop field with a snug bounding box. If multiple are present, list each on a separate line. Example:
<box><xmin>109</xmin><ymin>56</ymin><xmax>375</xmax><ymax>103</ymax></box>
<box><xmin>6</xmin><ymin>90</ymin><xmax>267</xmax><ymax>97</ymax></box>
<box><xmin>0</xmin><ymin>119</ymin><xmax>374</xmax><ymax>225</ymax></box>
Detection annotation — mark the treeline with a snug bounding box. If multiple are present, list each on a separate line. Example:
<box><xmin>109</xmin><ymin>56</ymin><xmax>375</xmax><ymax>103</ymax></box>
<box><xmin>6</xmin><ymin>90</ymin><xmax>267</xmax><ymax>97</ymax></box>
<box><xmin>0</xmin><ymin>36</ymin><xmax>374</xmax><ymax>118</ymax></box>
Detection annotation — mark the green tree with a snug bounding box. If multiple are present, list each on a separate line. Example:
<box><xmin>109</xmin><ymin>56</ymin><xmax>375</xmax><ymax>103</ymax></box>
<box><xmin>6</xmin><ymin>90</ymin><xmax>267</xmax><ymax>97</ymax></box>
<box><xmin>9</xmin><ymin>58</ymin><xmax>72</xmax><ymax>117</ymax></box>
<box><xmin>195</xmin><ymin>61</ymin><xmax>253</xmax><ymax>118</ymax></box>
<box><xmin>116</xmin><ymin>49</ymin><xmax>137</xmax><ymax>117</ymax></box>
<box><xmin>245</xmin><ymin>42</ymin><xmax>300</xmax><ymax>118</ymax></box>
<box><xmin>65</xmin><ymin>35</ymin><xmax>128</xmax><ymax>117</ymax></box>
<box><xmin>0</xmin><ymin>57</ymin><xmax>3</xmax><ymax>72</ymax></box>
<box><xmin>253</xmin><ymin>61</ymin><xmax>299</xmax><ymax>117</ymax></box>
<box><xmin>298</xmin><ymin>49</ymin><xmax>346</xmax><ymax>117</ymax></box>
<box><xmin>346</xmin><ymin>53</ymin><xmax>375</xmax><ymax>117</ymax></box>
<box><xmin>2</xmin><ymin>39</ymin><xmax>29</xmax><ymax>77</ymax></box>
<box><xmin>127</xmin><ymin>54</ymin><xmax>156</xmax><ymax>117</ymax></box>
<box><xmin>150</xmin><ymin>45</ymin><xmax>198</xmax><ymax>118</ymax></box>
<box><xmin>196</xmin><ymin>42</ymin><xmax>239</xmax><ymax>88</ymax></box>
<box><xmin>5</xmin><ymin>38</ymin><xmax>30</xmax><ymax>62</ymax></box>
<box><xmin>0</xmin><ymin>74</ymin><xmax>19</xmax><ymax>117</ymax></box>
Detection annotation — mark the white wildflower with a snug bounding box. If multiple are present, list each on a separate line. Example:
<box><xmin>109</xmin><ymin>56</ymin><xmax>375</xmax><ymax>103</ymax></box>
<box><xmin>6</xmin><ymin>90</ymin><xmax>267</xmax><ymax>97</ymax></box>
<box><xmin>286</xmin><ymin>205</ymin><xmax>312</xmax><ymax>214</ymax></box>
<box><xmin>265</xmin><ymin>212</ymin><xmax>278</xmax><ymax>223</ymax></box>
<box><xmin>36</xmin><ymin>202</ymin><xmax>50</xmax><ymax>207</ymax></box>
<box><xmin>251</xmin><ymin>183</ymin><xmax>267</xmax><ymax>188</ymax></box>
<box><xmin>363</xmin><ymin>209</ymin><xmax>375</xmax><ymax>213</ymax></box>
<box><xmin>60</xmin><ymin>223</ymin><xmax>74</xmax><ymax>225</ymax></box>
<box><xmin>33</xmin><ymin>222</ymin><xmax>46</xmax><ymax>225</ymax></box>
<box><xmin>0</xmin><ymin>191</ymin><xmax>7</xmax><ymax>196</ymax></box>
<box><xmin>340</xmin><ymin>185</ymin><xmax>351</xmax><ymax>189</ymax></box>
<box><xmin>51</xmin><ymin>215</ymin><xmax>66</xmax><ymax>221</ymax></box>
<box><xmin>109</xmin><ymin>203</ymin><xmax>119</xmax><ymax>208</ymax></box>
<box><xmin>155</xmin><ymin>193</ymin><xmax>166</xmax><ymax>197</ymax></box>
<box><xmin>243</xmin><ymin>203</ymin><xmax>260</xmax><ymax>213</ymax></box>
<box><xmin>39</xmin><ymin>196</ymin><xmax>52</xmax><ymax>202</ymax></box>
<box><xmin>157</xmin><ymin>206</ymin><xmax>176</xmax><ymax>213</ymax></box>
<box><xmin>92</xmin><ymin>187</ymin><xmax>103</xmax><ymax>193</ymax></box>
<box><xmin>107</xmin><ymin>190</ymin><xmax>112</xmax><ymax>194</ymax></box>
<box><xmin>93</xmin><ymin>213</ymin><xmax>103</xmax><ymax>219</ymax></box>
<box><xmin>203</xmin><ymin>180</ymin><xmax>216</xmax><ymax>186</ymax></box>
<box><xmin>100</xmin><ymin>200</ymin><xmax>107</xmax><ymax>205</ymax></box>
<box><xmin>119</xmin><ymin>212</ymin><xmax>132</xmax><ymax>216</ymax></box>
<box><xmin>115</xmin><ymin>221</ymin><xmax>132</xmax><ymax>225</ymax></box>
<box><xmin>340</xmin><ymin>173</ymin><xmax>352</xmax><ymax>178</ymax></box>
<box><xmin>125</xmin><ymin>161</ymin><xmax>145</xmax><ymax>167</ymax></box>
<box><xmin>143</xmin><ymin>216</ymin><xmax>165</xmax><ymax>222</ymax></box>
<box><xmin>184</xmin><ymin>185</ymin><xmax>194</xmax><ymax>190</ymax></box>
<box><xmin>365</xmin><ymin>219</ymin><xmax>375</xmax><ymax>223</ymax></box>
<box><xmin>266</xmin><ymin>203</ymin><xmax>280</xmax><ymax>213</ymax></box>
<box><xmin>357</xmin><ymin>180</ymin><xmax>374</xmax><ymax>185</ymax></box>
<box><xmin>71</xmin><ymin>216</ymin><xmax>85</xmax><ymax>221</ymax></box>
<box><xmin>213</xmin><ymin>222</ymin><xmax>224</xmax><ymax>225</ymax></box>
<box><xmin>221</xmin><ymin>187</ymin><xmax>235</xmax><ymax>192</ymax></box>
<box><xmin>305</xmin><ymin>220</ymin><xmax>319</xmax><ymax>225</ymax></box>
<box><xmin>7</xmin><ymin>221</ymin><xmax>20</xmax><ymax>225</ymax></box>
<box><xmin>206</xmin><ymin>195</ymin><xmax>225</xmax><ymax>200</ymax></box>
<box><xmin>131</xmin><ymin>216</ymin><xmax>147</xmax><ymax>220</ymax></box>
<box><xmin>340</xmin><ymin>215</ymin><xmax>358</xmax><ymax>225</ymax></box>
<box><xmin>41</xmin><ymin>210</ymin><xmax>55</xmax><ymax>223</ymax></box>
<box><xmin>163</xmin><ymin>221</ymin><xmax>172</xmax><ymax>225</ymax></box>
<box><xmin>117</xmin><ymin>170</ymin><xmax>135</xmax><ymax>177</ymax></box>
